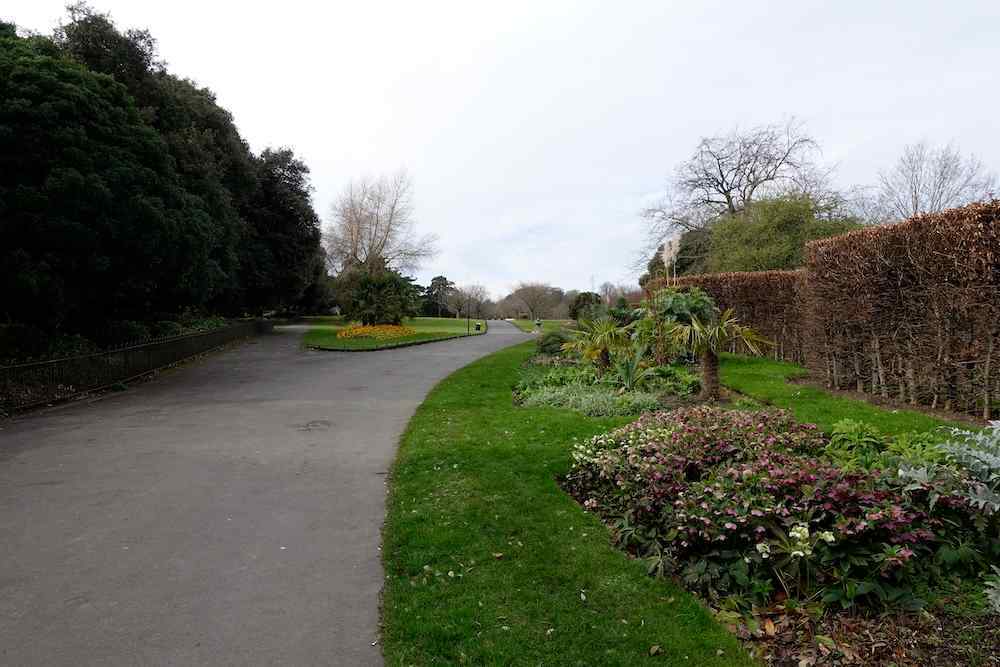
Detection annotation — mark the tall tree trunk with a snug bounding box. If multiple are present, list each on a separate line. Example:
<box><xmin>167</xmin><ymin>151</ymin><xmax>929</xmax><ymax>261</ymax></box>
<box><xmin>700</xmin><ymin>348</ymin><xmax>720</xmax><ymax>401</ymax></box>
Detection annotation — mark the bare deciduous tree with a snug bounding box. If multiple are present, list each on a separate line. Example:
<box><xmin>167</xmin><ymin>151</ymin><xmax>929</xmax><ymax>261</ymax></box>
<box><xmin>511</xmin><ymin>282</ymin><xmax>561</xmax><ymax>320</ymax></box>
<box><xmin>877</xmin><ymin>142</ymin><xmax>997</xmax><ymax>221</ymax></box>
<box><xmin>326</xmin><ymin>170</ymin><xmax>437</xmax><ymax>274</ymax></box>
<box><xmin>598</xmin><ymin>281</ymin><xmax>618</xmax><ymax>305</ymax></box>
<box><xmin>448</xmin><ymin>284</ymin><xmax>490</xmax><ymax>317</ymax></box>
<box><xmin>643</xmin><ymin>119</ymin><xmax>818</xmax><ymax>234</ymax></box>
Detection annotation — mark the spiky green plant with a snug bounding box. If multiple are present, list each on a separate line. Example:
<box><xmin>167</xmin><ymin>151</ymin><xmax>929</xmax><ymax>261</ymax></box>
<box><xmin>607</xmin><ymin>343</ymin><xmax>658</xmax><ymax>393</ymax></box>
<box><xmin>665</xmin><ymin>308</ymin><xmax>770</xmax><ymax>400</ymax></box>
<box><xmin>561</xmin><ymin>317</ymin><xmax>631</xmax><ymax>373</ymax></box>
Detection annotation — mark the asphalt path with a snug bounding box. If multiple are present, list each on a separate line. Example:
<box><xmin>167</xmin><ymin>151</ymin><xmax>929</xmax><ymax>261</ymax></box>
<box><xmin>0</xmin><ymin>320</ymin><xmax>528</xmax><ymax>666</ymax></box>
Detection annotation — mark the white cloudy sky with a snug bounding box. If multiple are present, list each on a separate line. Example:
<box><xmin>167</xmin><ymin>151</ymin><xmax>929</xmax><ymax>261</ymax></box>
<box><xmin>8</xmin><ymin>1</ymin><xmax>1000</xmax><ymax>298</ymax></box>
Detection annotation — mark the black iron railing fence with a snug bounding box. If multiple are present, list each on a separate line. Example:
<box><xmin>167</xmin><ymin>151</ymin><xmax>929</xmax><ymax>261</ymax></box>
<box><xmin>0</xmin><ymin>320</ymin><xmax>272</xmax><ymax>413</ymax></box>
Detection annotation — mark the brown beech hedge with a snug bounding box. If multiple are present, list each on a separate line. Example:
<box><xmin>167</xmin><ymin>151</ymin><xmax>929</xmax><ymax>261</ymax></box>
<box><xmin>647</xmin><ymin>200</ymin><xmax>1000</xmax><ymax>419</ymax></box>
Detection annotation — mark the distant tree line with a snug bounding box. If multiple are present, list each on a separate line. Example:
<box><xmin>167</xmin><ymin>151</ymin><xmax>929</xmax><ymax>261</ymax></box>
<box><xmin>0</xmin><ymin>5</ymin><xmax>327</xmax><ymax>355</ymax></box>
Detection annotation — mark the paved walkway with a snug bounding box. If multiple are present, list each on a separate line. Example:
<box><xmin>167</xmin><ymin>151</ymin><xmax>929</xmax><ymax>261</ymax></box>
<box><xmin>0</xmin><ymin>321</ymin><xmax>527</xmax><ymax>666</ymax></box>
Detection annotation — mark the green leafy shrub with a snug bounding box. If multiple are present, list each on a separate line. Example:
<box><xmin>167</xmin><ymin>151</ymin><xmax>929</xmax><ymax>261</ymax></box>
<box><xmin>604</xmin><ymin>344</ymin><xmax>657</xmax><ymax>392</ymax></box>
<box><xmin>566</xmin><ymin>407</ymin><xmax>997</xmax><ymax>613</ymax></box>
<box><xmin>650</xmin><ymin>364</ymin><xmax>700</xmax><ymax>396</ymax></box>
<box><xmin>825</xmin><ymin>419</ymin><xmax>946</xmax><ymax>471</ymax></box>
<box><xmin>338</xmin><ymin>269</ymin><xmax>421</xmax><ymax>325</ymax></box>
<box><xmin>99</xmin><ymin>320</ymin><xmax>151</xmax><ymax>347</ymax></box>
<box><xmin>645</xmin><ymin>286</ymin><xmax>716</xmax><ymax>325</ymax></box>
<box><xmin>941</xmin><ymin>422</ymin><xmax>1000</xmax><ymax>514</ymax></box>
<box><xmin>536</xmin><ymin>330</ymin><xmax>571</xmax><ymax>355</ymax></box>
<box><xmin>150</xmin><ymin>320</ymin><xmax>184</xmax><ymax>338</ymax></box>
<box><xmin>0</xmin><ymin>324</ymin><xmax>99</xmax><ymax>362</ymax></box>
<box><xmin>608</xmin><ymin>297</ymin><xmax>639</xmax><ymax>326</ymax></box>
<box><xmin>179</xmin><ymin>315</ymin><xmax>229</xmax><ymax>332</ymax></box>
<box><xmin>825</xmin><ymin>419</ymin><xmax>887</xmax><ymax>470</ymax></box>
<box><xmin>568</xmin><ymin>291</ymin><xmax>602</xmax><ymax>320</ymax></box>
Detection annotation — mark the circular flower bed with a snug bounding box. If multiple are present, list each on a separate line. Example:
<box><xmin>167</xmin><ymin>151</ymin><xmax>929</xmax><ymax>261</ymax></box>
<box><xmin>336</xmin><ymin>324</ymin><xmax>417</xmax><ymax>340</ymax></box>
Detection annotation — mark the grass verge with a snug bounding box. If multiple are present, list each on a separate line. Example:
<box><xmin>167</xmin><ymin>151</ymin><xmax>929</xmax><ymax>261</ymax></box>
<box><xmin>510</xmin><ymin>319</ymin><xmax>574</xmax><ymax>334</ymax></box>
<box><xmin>719</xmin><ymin>354</ymin><xmax>960</xmax><ymax>433</ymax></box>
<box><xmin>381</xmin><ymin>342</ymin><xmax>751</xmax><ymax>666</ymax></box>
<box><xmin>304</xmin><ymin>317</ymin><xmax>485</xmax><ymax>350</ymax></box>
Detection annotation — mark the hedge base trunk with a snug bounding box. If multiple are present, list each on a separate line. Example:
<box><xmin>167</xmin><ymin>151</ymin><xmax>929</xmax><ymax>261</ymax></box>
<box><xmin>700</xmin><ymin>348</ymin><xmax>721</xmax><ymax>401</ymax></box>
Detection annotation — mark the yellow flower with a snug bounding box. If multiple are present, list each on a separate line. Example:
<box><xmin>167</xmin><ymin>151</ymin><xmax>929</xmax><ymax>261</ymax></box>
<box><xmin>337</xmin><ymin>324</ymin><xmax>417</xmax><ymax>340</ymax></box>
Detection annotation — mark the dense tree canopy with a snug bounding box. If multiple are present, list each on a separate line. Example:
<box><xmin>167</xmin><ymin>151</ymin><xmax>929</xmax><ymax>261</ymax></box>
<box><xmin>0</xmin><ymin>29</ymin><xmax>213</xmax><ymax>331</ymax></box>
<box><xmin>706</xmin><ymin>196</ymin><xmax>860</xmax><ymax>273</ymax></box>
<box><xmin>239</xmin><ymin>148</ymin><xmax>324</xmax><ymax>313</ymax></box>
<box><xmin>341</xmin><ymin>270</ymin><xmax>421</xmax><ymax>325</ymax></box>
<box><xmin>1</xmin><ymin>8</ymin><xmax>326</xmax><ymax>347</ymax></box>
<box><xmin>568</xmin><ymin>291</ymin><xmax>602</xmax><ymax>320</ymax></box>
<box><xmin>422</xmin><ymin>275</ymin><xmax>455</xmax><ymax>317</ymax></box>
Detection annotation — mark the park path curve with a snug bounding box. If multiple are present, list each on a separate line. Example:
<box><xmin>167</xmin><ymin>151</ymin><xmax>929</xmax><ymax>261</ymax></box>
<box><xmin>0</xmin><ymin>320</ymin><xmax>528</xmax><ymax>666</ymax></box>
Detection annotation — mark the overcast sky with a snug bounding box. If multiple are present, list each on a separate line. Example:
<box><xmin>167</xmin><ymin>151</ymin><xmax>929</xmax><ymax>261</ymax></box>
<box><xmin>8</xmin><ymin>1</ymin><xmax>1000</xmax><ymax>298</ymax></box>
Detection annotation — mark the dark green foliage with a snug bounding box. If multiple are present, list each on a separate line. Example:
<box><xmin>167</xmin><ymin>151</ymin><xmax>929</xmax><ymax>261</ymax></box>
<box><xmin>238</xmin><ymin>148</ymin><xmax>323</xmax><ymax>313</ymax></box>
<box><xmin>673</xmin><ymin>228</ymin><xmax>711</xmax><ymax>276</ymax></box>
<box><xmin>95</xmin><ymin>320</ymin><xmax>151</xmax><ymax>346</ymax></box>
<box><xmin>608</xmin><ymin>296</ymin><xmax>639</xmax><ymax>325</ymax></box>
<box><xmin>647</xmin><ymin>286</ymin><xmax>716</xmax><ymax>325</ymax></box>
<box><xmin>568</xmin><ymin>291</ymin><xmax>601</xmax><ymax>320</ymax></box>
<box><xmin>292</xmin><ymin>261</ymin><xmax>335</xmax><ymax>315</ymax></box>
<box><xmin>0</xmin><ymin>7</ymin><xmax>324</xmax><ymax>354</ymax></box>
<box><xmin>149</xmin><ymin>320</ymin><xmax>184</xmax><ymax>338</ymax></box>
<box><xmin>421</xmin><ymin>275</ymin><xmax>454</xmax><ymax>317</ymax></box>
<box><xmin>0</xmin><ymin>31</ymin><xmax>215</xmax><ymax>332</ymax></box>
<box><xmin>0</xmin><ymin>324</ymin><xmax>98</xmax><ymax>363</ymax></box>
<box><xmin>536</xmin><ymin>329</ymin><xmax>571</xmax><ymax>355</ymax></box>
<box><xmin>55</xmin><ymin>6</ymin><xmax>255</xmax><ymax>308</ymax></box>
<box><xmin>708</xmin><ymin>195</ymin><xmax>860</xmax><ymax>272</ymax></box>
<box><xmin>638</xmin><ymin>247</ymin><xmax>667</xmax><ymax>287</ymax></box>
<box><xmin>342</xmin><ymin>270</ymin><xmax>421</xmax><ymax>325</ymax></box>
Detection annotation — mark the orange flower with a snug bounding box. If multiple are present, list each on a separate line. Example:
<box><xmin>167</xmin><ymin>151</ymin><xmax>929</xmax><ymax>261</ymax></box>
<box><xmin>337</xmin><ymin>324</ymin><xmax>417</xmax><ymax>340</ymax></box>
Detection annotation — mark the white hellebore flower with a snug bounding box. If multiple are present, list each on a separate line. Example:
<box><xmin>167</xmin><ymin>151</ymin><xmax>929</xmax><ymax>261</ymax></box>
<box><xmin>755</xmin><ymin>543</ymin><xmax>771</xmax><ymax>559</ymax></box>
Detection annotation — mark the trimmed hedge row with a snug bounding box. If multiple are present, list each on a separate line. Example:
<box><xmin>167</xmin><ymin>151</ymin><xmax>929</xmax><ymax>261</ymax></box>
<box><xmin>647</xmin><ymin>200</ymin><xmax>1000</xmax><ymax>419</ymax></box>
<box><xmin>658</xmin><ymin>270</ymin><xmax>807</xmax><ymax>363</ymax></box>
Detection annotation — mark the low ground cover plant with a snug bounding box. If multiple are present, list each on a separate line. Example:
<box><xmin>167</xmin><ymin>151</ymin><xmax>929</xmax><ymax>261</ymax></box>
<box><xmin>565</xmin><ymin>406</ymin><xmax>1000</xmax><ymax>662</ymax></box>
<box><xmin>514</xmin><ymin>353</ymin><xmax>699</xmax><ymax>417</ymax></box>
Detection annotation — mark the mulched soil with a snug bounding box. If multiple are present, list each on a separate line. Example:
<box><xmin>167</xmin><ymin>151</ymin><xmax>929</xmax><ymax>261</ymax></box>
<box><xmin>732</xmin><ymin>604</ymin><xmax>999</xmax><ymax>666</ymax></box>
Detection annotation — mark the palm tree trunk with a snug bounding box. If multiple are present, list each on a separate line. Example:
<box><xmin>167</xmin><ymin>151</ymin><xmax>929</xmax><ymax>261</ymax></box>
<box><xmin>598</xmin><ymin>347</ymin><xmax>611</xmax><ymax>375</ymax></box>
<box><xmin>700</xmin><ymin>348</ymin><xmax>720</xmax><ymax>401</ymax></box>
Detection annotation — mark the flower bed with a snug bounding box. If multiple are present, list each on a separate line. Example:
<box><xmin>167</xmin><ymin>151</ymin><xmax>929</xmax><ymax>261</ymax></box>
<box><xmin>513</xmin><ymin>357</ymin><xmax>700</xmax><ymax>417</ymax></box>
<box><xmin>336</xmin><ymin>324</ymin><xmax>417</xmax><ymax>340</ymax></box>
<box><xmin>564</xmin><ymin>407</ymin><xmax>1000</xmax><ymax>663</ymax></box>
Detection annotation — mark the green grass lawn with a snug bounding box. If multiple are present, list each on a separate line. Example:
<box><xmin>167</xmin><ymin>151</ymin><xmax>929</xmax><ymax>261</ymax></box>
<box><xmin>510</xmin><ymin>318</ymin><xmax>574</xmax><ymax>333</ymax></box>
<box><xmin>303</xmin><ymin>316</ymin><xmax>485</xmax><ymax>350</ymax></box>
<box><xmin>719</xmin><ymin>353</ymin><xmax>960</xmax><ymax>434</ymax></box>
<box><xmin>381</xmin><ymin>342</ymin><xmax>750</xmax><ymax>666</ymax></box>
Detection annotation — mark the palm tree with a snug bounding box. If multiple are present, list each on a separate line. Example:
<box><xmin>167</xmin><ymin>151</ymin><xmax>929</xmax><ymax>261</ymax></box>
<box><xmin>561</xmin><ymin>317</ymin><xmax>631</xmax><ymax>373</ymax></box>
<box><xmin>666</xmin><ymin>309</ymin><xmax>770</xmax><ymax>401</ymax></box>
